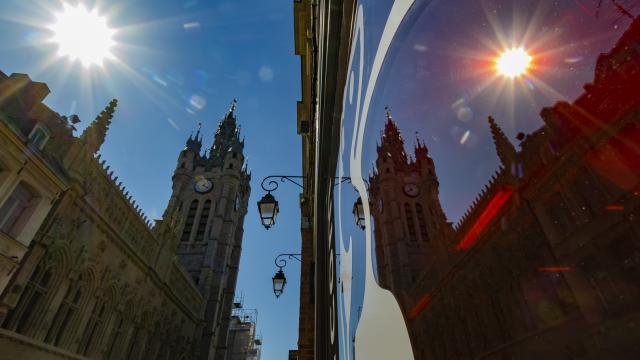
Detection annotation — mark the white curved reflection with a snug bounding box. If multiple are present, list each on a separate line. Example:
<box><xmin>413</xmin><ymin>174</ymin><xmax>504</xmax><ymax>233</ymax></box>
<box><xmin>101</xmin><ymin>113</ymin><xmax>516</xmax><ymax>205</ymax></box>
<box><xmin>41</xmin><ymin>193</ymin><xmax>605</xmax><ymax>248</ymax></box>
<box><xmin>340</xmin><ymin>1</ymin><xmax>416</xmax><ymax>359</ymax></box>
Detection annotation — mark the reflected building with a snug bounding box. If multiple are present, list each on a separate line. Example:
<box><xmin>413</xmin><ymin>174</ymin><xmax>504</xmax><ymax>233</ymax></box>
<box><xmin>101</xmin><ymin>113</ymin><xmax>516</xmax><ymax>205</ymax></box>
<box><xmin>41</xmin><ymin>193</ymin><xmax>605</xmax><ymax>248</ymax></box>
<box><xmin>368</xmin><ymin>17</ymin><xmax>640</xmax><ymax>360</ymax></box>
<box><xmin>0</xmin><ymin>70</ymin><xmax>250</xmax><ymax>359</ymax></box>
<box><xmin>369</xmin><ymin>109</ymin><xmax>454</xmax><ymax>304</ymax></box>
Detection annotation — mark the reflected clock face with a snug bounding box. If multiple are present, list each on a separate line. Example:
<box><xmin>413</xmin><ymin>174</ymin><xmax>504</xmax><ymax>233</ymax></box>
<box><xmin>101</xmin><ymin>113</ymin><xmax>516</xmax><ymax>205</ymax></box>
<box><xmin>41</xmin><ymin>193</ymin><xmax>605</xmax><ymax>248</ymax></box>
<box><xmin>403</xmin><ymin>183</ymin><xmax>420</xmax><ymax>197</ymax></box>
<box><xmin>194</xmin><ymin>177</ymin><xmax>213</xmax><ymax>193</ymax></box>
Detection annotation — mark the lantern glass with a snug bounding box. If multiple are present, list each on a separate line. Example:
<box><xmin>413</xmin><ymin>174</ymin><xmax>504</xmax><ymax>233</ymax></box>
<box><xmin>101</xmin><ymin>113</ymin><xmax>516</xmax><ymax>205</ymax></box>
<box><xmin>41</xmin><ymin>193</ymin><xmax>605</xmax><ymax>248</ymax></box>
<box><xmin>272</xmin><ymin>269</ymin><xmax>287</xmax><ymax>298</ymax></box>
<box><xmin>353</xmin><ymin>197</ymin><xmax>365</xmax><ymax>229</ymax></box>
<box><xmin>257</xmin><ymin>192</ymin><xmax>279</xmax><ymax>229</ymax></box>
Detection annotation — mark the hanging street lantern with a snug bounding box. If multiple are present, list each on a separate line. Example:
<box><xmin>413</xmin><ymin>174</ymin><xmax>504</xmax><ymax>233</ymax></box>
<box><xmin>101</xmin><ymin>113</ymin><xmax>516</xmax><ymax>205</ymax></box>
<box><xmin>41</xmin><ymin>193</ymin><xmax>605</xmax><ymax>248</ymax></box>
<box><xmin>272</xmin><ymin>269</ymin><xmax>287</xmax><ymax>298</ymax></box>
<box><xmin>353</xmin><ymin>197</ymin><xmax>365</xmax><ymax>230</ymax></box>
<box><xmin>257</xmin><ymin>192</ymin><xmax>279</xmax><ymax>229</ymax></box>
<box><xmin>271</xmin><ymin>253</ymin><xmax>301</xmax><ymax>299</ymax></box>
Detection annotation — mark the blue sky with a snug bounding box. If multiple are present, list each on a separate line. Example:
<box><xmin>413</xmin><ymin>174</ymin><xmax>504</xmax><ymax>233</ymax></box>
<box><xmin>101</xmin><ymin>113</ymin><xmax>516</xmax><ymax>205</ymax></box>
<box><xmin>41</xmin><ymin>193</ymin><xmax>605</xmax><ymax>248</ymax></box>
<box><xmin>0</xmin><ymin>0</ymin><xmax>302</xmax><ymax>358</ymax></box>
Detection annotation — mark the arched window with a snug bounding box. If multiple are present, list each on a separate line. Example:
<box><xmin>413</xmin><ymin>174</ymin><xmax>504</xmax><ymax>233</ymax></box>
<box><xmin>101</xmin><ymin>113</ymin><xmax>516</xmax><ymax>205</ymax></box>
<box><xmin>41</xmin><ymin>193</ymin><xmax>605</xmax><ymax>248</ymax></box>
<box><xmin>78</xmin><ymin>298</ymin><xmax>109</xmax><ymax>356</ymax></box>
<box><xmin>5</xmin><ymin>263</ymin><xmax>54</xmax><ymax>335</ymax></box>
<box><xmin>180</xmin><ymin>200</ymin><xmax>199</xmax><ymax>242</ymax></box>
<box><xmin>45</xmin><ymin>274</ymin><xmax>86</xmax><ymax>346</ymax></box>
<box><xmin>194</xmin><ymin>200</ymin><xmax>211</xmax><ymax>242</ymax></box>
<box><xmin>404</xmin><ymin>203</ymin><xmax>417</xmax><ymax>242</ymax></box>
<box><xmin>0</xmin><ymin>182</ymin><xmax>39</xmax><ymax>238</ymax></box>
<box><xmin>415</xmin><ymin>204</ymin><xmax>430</xmax><ymax>242</ymax></box>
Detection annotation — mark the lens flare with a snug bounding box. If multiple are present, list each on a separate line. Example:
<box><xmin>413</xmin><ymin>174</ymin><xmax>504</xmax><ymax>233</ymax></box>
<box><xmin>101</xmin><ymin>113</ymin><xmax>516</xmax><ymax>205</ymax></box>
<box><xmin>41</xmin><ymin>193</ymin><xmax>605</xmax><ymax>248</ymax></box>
<box><xmin>496</xmin><ymin>47</ymin><xmax>532</xmax><ymax>78</ymax></box>
<box><xmin>49</xmin><ymin>3</ymin><xmax>116</xmax><ymax>67</ymax></box>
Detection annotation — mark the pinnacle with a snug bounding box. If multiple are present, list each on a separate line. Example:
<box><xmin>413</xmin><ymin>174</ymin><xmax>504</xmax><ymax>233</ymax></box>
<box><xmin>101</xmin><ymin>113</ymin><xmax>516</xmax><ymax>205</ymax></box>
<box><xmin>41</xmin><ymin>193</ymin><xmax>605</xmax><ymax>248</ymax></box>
<box><xmin>487</xmin><ymin>116</ymin><xmax>516</xmax><ymax>166</ymax></box>
<box><xmin>81</xmin><ymin>98</ymin><xmax>118</xmax><ymax>154</ymax></box>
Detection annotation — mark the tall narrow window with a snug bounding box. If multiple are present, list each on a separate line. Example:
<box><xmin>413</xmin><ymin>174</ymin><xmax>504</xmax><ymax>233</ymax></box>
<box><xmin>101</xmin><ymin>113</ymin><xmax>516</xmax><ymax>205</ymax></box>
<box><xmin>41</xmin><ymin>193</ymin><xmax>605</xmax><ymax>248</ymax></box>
<box><xmin>405</xmin><ymin>203</ymin><xmax>417</xmax><ymax>242</ymax></box>
<box><xmin>6</xmin><ymin>264</ymin><xmax>54</xmax><ymax>335</ymax></box>
<box><xmin>181</xmin><ymin>200</ymin><xmax>198</xmax><ymax>242</ymax></box>
<box><xmin>107</xmin><ymin>312</ymin><xmax>125</xmax><ymax>359</ymax></box>
<box><xmin>28</xmin><ymin>125</ymin><xmax>50</xmax><ymax>150</ymax></box>
<box><xmin>79</xmin><ymin>299</ymin><xmax>108</xmax><ymax>356</ymax></box>
<box><xmin>125</xmin><ymin>323</ymin><xmax>141</xmax><ymax>359</ymax></box>
<box><xmin>45</xmin><ymin>274</ymin><xmax>85</xmax><ymax>346</ymax></box>
<box><xmin>574</xmin><ymin>167</ymin><xmax>605</xmax><ymax>219</ymax></box>
<box><xmin>0</xmin><ymin>182</ymin><xmax>38</xmax><ymax>238</ymax></box>
<box><xmin>548</xmin><ymin>192</ymin><xmax>573</xmax><ymax>238</ymax></box>
<box><xmin>415</xmin><ymin>204</ymin><xmax>430</xmax><ymax>242</ymax></box>
<box><xmin>194</xmin><ymin>200</ymin><xmax>211</xmax><ymax>242</ymax></box>
<box><xmin>145</xmin><ymin>324</ymin><xmax>163</xmax><ymax>359</ymax></box>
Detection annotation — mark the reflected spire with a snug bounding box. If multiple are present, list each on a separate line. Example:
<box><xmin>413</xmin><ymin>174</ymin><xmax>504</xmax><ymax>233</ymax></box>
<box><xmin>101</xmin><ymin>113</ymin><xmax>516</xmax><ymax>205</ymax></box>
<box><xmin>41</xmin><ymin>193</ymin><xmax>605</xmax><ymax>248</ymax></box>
<box><xmin>488</xmin><ymin>116</ymin><xmax>516</xmax><ymax>167</ymax></box>
<box><xmin>81</xmin><ymin>99</ymin><xmax>117</xmax><ymax>154</ymax></box>
<box><xmin>378</xmin><ymin>106</ymin><xmax>408</xmax><ymax>169</ymax></box>
<box><xmin>385</xmin><ymin>106</ymin><xmax>393</xmax><ymax>122</ymax></box>
<box><xmin>414</xmin><ymin>131</ymin><xmax>429</xmax><ymax>160</ymax></box>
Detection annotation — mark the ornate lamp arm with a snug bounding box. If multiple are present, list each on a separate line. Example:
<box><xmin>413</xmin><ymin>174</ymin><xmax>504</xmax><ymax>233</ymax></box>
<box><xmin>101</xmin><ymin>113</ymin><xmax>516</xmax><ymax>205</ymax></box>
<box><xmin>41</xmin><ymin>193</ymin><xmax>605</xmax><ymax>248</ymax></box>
<box><xmin>274</xmin><ymin>253</ymin><xmax>302</xmax><ymax>270</ymax></box>
<box><xmin>260</xmin><ymin>175</ymin><xmax>353</xmax><ymax>193</ymax></box>
<box><xmin>261</xmin><ymin>176</ymin><xmax>305</xmax><ymax>192</ymax></box>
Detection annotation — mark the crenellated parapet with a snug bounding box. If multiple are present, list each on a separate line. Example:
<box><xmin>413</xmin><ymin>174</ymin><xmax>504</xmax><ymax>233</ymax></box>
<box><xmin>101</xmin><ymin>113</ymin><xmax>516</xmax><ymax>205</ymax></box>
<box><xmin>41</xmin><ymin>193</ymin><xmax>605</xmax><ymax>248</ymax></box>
<box><xmin>453</xmin><ymin>166</ymin><xmax>508</xmax><ymax>235</ymax></box>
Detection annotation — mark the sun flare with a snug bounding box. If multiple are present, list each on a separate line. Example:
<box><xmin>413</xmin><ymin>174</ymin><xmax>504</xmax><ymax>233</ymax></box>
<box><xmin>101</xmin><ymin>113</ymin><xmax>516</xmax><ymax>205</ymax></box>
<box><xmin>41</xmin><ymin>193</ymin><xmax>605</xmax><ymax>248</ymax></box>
<box><xmin>496</xmin><ymin>47</ymin><xmax>532</xmax><ymax>78</ymax></box>
<box><xmin>49</xmin><ymin>3</ymin><xmax>116</xmax><ymax>67</ymax></box>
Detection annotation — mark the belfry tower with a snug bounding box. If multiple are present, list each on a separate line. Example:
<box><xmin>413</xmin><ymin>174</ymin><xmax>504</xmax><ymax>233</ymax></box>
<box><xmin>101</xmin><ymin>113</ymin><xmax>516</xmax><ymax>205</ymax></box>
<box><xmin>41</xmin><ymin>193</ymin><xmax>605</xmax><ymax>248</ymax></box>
<box><xmin>368</xmin><ymin>109</ymin><xmax>452</xmax><ymax>308</ymax></box>
<box><xmin>163</xmin><ymin>100</ymin><xmax>251</xmax><ymax>360</ymax></box>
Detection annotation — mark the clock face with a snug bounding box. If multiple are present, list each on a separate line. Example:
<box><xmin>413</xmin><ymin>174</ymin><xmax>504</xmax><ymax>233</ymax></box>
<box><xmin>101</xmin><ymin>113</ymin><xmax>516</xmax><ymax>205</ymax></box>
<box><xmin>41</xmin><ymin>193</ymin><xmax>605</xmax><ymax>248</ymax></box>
<box><xmin>194</xmin><ymin>177</ymin><xmax>213</xmax><ymax>193</ymax></box>
<box><xmin>403</xmin><ymin>183</ymin><xmax>420</xmax><ymax>197</ymax></box>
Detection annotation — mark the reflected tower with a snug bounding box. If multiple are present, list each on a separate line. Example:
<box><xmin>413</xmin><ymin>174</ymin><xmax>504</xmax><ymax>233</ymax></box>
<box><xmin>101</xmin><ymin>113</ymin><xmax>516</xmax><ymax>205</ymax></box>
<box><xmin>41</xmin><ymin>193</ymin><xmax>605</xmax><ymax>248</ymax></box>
<box><xmin>368</xmin><ymin>110</ymin><xmax>453</xmax><ymax>307</ymax></box>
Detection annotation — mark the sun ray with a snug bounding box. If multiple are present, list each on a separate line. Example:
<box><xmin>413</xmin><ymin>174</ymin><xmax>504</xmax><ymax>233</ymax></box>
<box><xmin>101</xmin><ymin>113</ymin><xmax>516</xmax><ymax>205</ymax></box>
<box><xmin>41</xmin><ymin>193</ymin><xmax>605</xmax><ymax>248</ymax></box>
<box><xmin>525</xmin><ymin>74</ymin><xmax>569</xmax><ymax>102</ymax></box>
<box><xmin>481</xmin><ymin>1</ymin><xmax>510</xmax><ymax>50</ymax></box>
<box><xmin>109</xmin><ymin>60</ymin><xmax>186</xmax><ymax>114</ymax></box>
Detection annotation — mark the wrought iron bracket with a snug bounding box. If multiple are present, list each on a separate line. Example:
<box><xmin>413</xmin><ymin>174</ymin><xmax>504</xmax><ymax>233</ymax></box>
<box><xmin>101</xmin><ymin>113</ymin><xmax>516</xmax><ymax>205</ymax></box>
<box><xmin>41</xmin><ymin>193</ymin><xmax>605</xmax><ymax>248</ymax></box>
<box><xmin>261</xmin><ymin>175</ymin><xmax>305</xmax><ymax>192</ymax></box>
<box><xmin>260</xmin><ymin>175</ymin><xmax>352</xmax><ymax>193</ymax></box>
<box><xmin>274</xmin><ymin>253</ymin><xmax>302</xmax><ymax>271</ymax></box>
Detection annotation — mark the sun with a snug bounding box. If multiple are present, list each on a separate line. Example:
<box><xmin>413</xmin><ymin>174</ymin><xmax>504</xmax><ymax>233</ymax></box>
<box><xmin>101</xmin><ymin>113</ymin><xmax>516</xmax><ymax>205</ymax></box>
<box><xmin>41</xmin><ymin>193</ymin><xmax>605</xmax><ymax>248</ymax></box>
<box><xmin>49</xmin><ymin>3</ymin><xmax>116</xmax><ymax>67</ymax></box>
<box><xmin>495</xmin><ymin>47</ymin><xmax>532</xmax><ymax>78</ymax></box>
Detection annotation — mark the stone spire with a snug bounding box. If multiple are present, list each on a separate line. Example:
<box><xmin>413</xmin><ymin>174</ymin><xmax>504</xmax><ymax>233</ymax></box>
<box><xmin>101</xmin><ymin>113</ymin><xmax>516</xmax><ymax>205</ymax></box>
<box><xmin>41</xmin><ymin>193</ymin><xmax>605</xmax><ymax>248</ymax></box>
<box><xmin>488</xmin><ymin>116</ymin><xmax>516</xmax><ymax>167</ymax></box>
<box><xmin>185</xmin><ymin>122</ymin><xmax>203</xmax><ymax>154</ymax></box>
<box><xmin>209</xmin><ymin>99</ymin><xmax>242</xmax><ymax>165</ymax></box>
<box><xmin>81</xmin><ymin>99</ymin><xmax>117</xmax><ymax>154</ymax></box>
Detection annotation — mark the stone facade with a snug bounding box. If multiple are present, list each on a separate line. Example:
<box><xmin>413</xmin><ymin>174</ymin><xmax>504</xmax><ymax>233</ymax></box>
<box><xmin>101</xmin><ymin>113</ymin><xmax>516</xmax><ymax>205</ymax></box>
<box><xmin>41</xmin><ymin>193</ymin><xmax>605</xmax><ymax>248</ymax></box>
<box><xmin>370</xmin><ymin>17</ymin><xmax>640</xmax><ymax>360</ymax></box>
<box><xmin>0</xmin><ymin>71</ymin><xmax>250</xmax><ymax>359</ymax></box>
<box><xmin>225</xmin><ymin>308</ymin><xmax>260</xmax><ymax>360</ymax></box>
<box><xmin>165</xmin><ymin>101</ymin><xmax>250</xmax><ymax>360</ymax></box>
<box><xmin>293</xmin><ymin>0</ymin><xmax>316</xmax><ymax>358</ymax></box>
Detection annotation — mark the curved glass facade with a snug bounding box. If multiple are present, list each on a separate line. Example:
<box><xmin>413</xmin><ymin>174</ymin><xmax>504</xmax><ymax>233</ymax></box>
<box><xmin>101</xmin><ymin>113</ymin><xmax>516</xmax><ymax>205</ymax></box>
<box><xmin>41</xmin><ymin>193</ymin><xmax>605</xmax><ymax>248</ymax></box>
<box><xmin>334</xmin><ymin>1</ymin><xmax>640</xmax><ymax>359</ymax></box>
